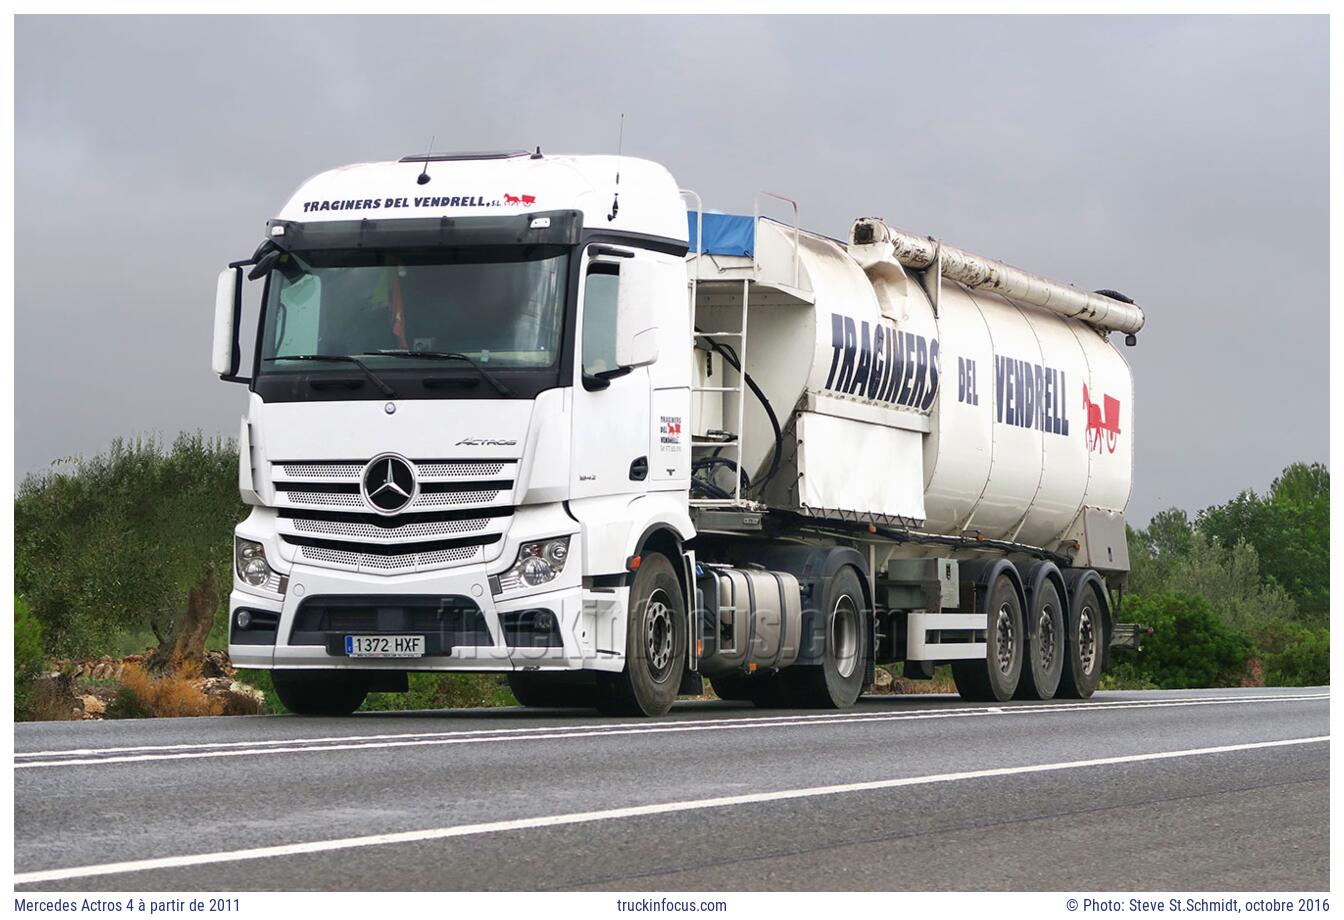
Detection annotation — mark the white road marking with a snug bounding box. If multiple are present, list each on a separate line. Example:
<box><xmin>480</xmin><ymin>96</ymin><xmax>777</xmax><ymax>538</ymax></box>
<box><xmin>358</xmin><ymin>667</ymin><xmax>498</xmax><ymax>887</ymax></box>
<box><xmin>13</xmin><ymin>735</ymin><xmax>1328</xmax><ymax>886</ymax></box>
<box><xmin>14</xmin><ymin>692</ymin><xmax>1329</xmax><ymax>769</ymax></box>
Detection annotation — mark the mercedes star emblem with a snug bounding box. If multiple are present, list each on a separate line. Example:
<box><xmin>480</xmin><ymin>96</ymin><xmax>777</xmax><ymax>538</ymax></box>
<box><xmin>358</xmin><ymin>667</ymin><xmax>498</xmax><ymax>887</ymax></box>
<box><xmin>361</xmin><ymin>454</ymin><xmax>418</xmax><ymax>514</ymax></box>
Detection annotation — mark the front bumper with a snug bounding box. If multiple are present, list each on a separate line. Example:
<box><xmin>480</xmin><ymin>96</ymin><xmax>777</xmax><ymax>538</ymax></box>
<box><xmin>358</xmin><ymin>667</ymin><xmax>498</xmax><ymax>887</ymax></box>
<box><xmin>228</xmin><ymin>558</ymin><xmax>630</xmax><ymax>672</ymax></box>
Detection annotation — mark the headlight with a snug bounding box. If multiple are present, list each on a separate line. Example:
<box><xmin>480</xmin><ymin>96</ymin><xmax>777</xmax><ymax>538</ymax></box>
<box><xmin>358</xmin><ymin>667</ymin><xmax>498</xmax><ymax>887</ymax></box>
<box><xmin>235</xmin><ymin>538</ymin><xmax>273</xmax><ymax>588</ymax></box>
<box><xmin>495</xmin><ymin>537</ymin><xmax>571</xmax><ymax>592</ymax></box>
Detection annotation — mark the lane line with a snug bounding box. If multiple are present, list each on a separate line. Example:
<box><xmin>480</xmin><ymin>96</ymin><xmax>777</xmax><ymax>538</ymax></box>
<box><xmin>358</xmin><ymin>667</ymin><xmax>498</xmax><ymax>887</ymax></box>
<box><xmin>15</xmin><ymin>693</ymin><xmax>1329</xmax><ymax>769</ymax></box>
<box><xmin>19</xmin><ymin>690</ymin><xmax>1326</xmax><ymax>759</ymax></box>
<box><xmin>13</xmin><ymin>735</ymin><xmax>1328</xmax><ymax>886</ymax></box>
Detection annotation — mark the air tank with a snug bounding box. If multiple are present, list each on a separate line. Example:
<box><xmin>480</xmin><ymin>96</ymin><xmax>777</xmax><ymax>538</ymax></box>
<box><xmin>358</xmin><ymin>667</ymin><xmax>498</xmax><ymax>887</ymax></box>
<box><xmin>689</xmin><ymin>215</ymin><xmax>1134</xmax><ymax>557</ymax></box>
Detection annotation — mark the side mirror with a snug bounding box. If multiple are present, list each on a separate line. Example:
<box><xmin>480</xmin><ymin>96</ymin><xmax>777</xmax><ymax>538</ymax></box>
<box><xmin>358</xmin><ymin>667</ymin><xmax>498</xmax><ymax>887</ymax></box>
<box><xmin>615</xmin><ymin>260</ymin><xmax>659</xmax><ymax>369</ymax></box>
<box><xmin>212</xmin><ymin>267</ymin><xmax>241</xmax><ymax>377</ymax></box>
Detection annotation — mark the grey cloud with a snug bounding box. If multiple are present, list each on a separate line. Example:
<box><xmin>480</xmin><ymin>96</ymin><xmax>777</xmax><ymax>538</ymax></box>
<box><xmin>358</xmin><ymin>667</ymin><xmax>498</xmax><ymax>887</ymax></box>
<box><xmin>15</xmin><ymin>15</ymin><xmax>1328</xmax><ymax>523</ymax></box>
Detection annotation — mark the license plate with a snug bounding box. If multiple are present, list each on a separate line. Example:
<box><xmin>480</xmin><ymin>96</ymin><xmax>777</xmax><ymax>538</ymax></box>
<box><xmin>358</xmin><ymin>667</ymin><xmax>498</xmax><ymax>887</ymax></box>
<box><xmin>345</xmin><ymin>635</ymin><xmax>424</xmax><ymax>658</ymax></box>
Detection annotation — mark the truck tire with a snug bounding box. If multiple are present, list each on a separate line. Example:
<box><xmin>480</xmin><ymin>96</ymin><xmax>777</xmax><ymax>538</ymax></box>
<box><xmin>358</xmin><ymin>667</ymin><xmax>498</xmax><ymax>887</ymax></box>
<box><xmin>786</xmin><ymin>566</ymin><xmax>868</xmax><ymax>709</ymax></box>
<box><xmin>1057</xmin><ymin>582</ymin><xmax>1105</xmax><ymax>699</ymax></box>
<box><xmin>952</xmin><ymin>574</ymin><xmax>1024</xmax><ymax>702</ymax></box>
<box><xmin>272</xmin><ymin>669</ymin><xmax>368</xmax><ymax>716</ymax></box>
<box><xmin>1016</xmin><ymin>579</ymin><xmax>1065</xmax><ymax>700</ymax></box>
<box><xmin>595</xmin><ymin>553</ymin><xmax>686</xmax><ymax>717</ymax></box>
<box><xmin>507</xmin><ymin>672</ymin><xmax>598</xmax><ymax>708</ymax></box>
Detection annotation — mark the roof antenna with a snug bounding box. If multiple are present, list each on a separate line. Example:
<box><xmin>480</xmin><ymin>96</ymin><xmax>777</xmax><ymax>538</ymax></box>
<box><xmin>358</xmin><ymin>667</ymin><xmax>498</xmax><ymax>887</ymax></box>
<box><xmin>416</xmin><ymin>135</ymin><xmax>435</xmax><ymax>186</ymax></box>
<box><xmin>606</xmin><ymin>114</ymin><xmax>623</xmax><ymax>222</ymax></box>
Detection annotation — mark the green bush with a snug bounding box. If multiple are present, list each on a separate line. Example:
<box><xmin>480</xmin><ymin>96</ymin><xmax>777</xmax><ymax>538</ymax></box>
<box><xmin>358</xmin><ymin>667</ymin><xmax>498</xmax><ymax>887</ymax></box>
<box><xmin>1109</xmin><ymin>593</ymin><xmax>1253</xmax><ymax>689</ymax></box>
<box><xmin>15</xmin><ymin>434</ymin><xmax>244</xmax><ymax>657</ymax></box>
<box><xmin>14</xmin><ymin>595</ymin><xmax>46</xmax><ymax>717</ymax></box>
<box><xmin>1252</xmin><ymin>619</ymin><xmax>1329</xmax><ymax>687</ymax></box>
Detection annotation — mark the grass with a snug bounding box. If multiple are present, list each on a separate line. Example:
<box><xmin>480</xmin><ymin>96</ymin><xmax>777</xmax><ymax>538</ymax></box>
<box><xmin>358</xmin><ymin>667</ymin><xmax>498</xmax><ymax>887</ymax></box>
<box><xmin>106</xmin><ymin>661</ymin><xmax>224</xmax><ymax>719</ymax></box>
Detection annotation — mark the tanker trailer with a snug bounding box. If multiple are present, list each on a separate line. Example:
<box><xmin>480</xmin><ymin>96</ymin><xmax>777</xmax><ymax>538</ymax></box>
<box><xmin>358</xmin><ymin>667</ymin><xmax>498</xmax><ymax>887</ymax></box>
<box><xmin>684</xmin><ymin>207</ymin><xmax>1144</xmax><ymax>708</ymax></box>
<box><xmin>213</xmin><ymin>150</ymin><xmax>1145</xmax><ymax>716</ymax></box>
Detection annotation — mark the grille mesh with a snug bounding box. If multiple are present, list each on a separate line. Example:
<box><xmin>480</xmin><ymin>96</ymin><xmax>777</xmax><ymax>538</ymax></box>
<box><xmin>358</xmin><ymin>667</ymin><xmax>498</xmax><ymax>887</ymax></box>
<box><xmin>281</xmin><ymin>491</ymin><xmax>366</xmax><ymax>508</ymax></box>
<box><xmin>281</xmin><ymin>463</ymin><xmax>362</xmax><ymax>478</ymax></box>
<box><xmin>418</xmin><ymin>462</ymin><xmax>506</xmax><ymax>478</ymax></box>
<box><xmin>289</xmin><ymin>517</ymin><xmax>491</xmax><ymax>539</ymax></box>
<box><xmin>299</xmin><ymin>544</ymin><xmax>480</xmax><ymax>571</ymax></box>
<box><xmin>411</xmin><ymin>490</ymin><xmax>501</xmax><ymax>508</ymax></box>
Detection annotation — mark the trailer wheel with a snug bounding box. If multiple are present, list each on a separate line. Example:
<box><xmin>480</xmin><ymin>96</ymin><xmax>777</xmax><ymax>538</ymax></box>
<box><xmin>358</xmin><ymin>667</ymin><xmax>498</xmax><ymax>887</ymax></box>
<box><xmin>952</xmin><ymin>574</ymin><xmax>1024</xmax><ymax>702</ymax></box>
<box><xmin>507</xmin><ymin>672</ymin><xmax>599</xmax><ymax>708</ymax></box>
<box><xmin>595</xmin><ymin>553</ymin><xmax>686</xmax><ymax>717</ymax></box>
<box><xmin>272</xmin><ymin>669</ymin><xmax>368</xmax><ymax>716</ymax></box>
<box><xmin>1057</xmin><ymin>582</ymin><xmax>1105</xmax><ymax>699</ymax></box>
<box><xmin>1016</xmin><ymin>579</ymin><xmax>1065</xmax><ymax>700</ymax></box>
<box><xmin>787</xmin><ymin>566</ymin><xmax>868</xmax><ymax>709</ymax></box>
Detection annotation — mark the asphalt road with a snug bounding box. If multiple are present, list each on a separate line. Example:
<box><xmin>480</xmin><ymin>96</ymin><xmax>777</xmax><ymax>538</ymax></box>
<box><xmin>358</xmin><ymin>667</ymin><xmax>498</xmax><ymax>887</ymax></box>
<box><xmin>13</xmin><ymin>686</ymin><xmax>1329</xmax><ymax>891</ymax></box>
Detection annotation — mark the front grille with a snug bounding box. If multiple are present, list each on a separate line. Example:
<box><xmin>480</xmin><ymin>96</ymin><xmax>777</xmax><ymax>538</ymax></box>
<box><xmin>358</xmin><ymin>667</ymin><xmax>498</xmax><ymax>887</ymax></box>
<box><xmin>289</xmin><ymin>596</ymin><xmax>493</xmax><ymax>651</ymax></box>
<box><xmin>270</xmin><ymin>457</ymin><xmax>516</xmax><ymax>572</ymax></box>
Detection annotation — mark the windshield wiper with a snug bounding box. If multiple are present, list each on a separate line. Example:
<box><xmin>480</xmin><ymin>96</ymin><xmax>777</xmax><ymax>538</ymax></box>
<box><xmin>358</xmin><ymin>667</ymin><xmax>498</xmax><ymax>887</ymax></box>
<box><xmin>363</xmin><ymin>350</ymin><xmax>513</xmax><ymax>397</ymax></box>
<box><xmin>265</xmin><ymin>354</ymin><xmax>397</xmax><ymax>398</ymax></box>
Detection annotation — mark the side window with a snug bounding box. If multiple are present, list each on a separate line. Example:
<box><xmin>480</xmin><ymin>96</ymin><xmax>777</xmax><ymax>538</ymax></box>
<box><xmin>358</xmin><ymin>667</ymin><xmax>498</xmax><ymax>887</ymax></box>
<box><xmin>582</xmin><ymin>263</ymin><xmax>620</xmax><ymax>376</ymax></box>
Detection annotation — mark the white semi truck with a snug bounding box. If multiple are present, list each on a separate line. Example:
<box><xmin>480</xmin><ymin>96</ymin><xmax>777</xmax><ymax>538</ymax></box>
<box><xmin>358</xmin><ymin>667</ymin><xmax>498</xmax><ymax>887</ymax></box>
<box><xmin>214</xmin><ymin>150</ymin><xmax>1144</xmax><ymax>717</ymax></box>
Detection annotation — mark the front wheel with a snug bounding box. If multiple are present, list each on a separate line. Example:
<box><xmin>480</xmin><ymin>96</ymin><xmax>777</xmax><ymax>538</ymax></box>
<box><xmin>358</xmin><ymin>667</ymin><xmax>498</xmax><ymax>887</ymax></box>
<box><xmin>596</xmin><ymin>553</ymin><xmax>686</xmax><ymax>716</ymax></box>
<box><xmin>272</xmin><ymin>669</ymin><xmax>368</xmax><ymax>716</ymax></box>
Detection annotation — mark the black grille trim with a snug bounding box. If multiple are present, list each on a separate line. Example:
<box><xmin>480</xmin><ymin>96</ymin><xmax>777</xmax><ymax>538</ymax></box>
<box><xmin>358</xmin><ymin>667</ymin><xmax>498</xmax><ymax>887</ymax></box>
<box><xmin>273</xmin><ymin>479</ymin><xmax>514</xmax><ymax>495</ymax></box>
<box><xmin>271</xmin><ymin>458</ymin><xmax>517</xmax><ymax>466</ymax></box>
<box><xmin>281</xmin><ymin>533</ymin><xmax>501</xmax><ymax>556</ymax></box>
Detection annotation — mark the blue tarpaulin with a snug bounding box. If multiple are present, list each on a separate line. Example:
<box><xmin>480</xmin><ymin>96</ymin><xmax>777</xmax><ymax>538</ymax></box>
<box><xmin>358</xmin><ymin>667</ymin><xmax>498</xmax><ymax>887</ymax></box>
<box><xmin>686</xmin><ymin>212</ymin><xmax>755</xmax><ymax>258</ymax></box>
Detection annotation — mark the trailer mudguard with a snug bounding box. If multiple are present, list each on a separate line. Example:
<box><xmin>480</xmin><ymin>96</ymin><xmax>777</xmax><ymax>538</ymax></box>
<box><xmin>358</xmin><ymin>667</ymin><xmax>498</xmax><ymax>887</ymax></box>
<box><xmin>958</xmin><ymin>558</ymin><xmax>1027</xmax><ymax>621</ymax></box>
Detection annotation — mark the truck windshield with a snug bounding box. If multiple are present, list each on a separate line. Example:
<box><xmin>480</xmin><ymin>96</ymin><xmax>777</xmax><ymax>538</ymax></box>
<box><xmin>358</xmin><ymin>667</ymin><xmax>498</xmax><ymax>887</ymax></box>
<box><xmin>258</xmin><ymin>245</ymin><xmax>569</xmax><ymax>374</ymax></box>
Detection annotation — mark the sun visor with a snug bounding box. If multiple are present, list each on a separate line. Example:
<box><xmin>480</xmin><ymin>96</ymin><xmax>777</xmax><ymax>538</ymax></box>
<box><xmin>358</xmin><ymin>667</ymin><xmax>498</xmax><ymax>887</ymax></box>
<box><xmin>264</xmin><ymin>209</ymin><xmax>583</xmax><ymax>252</ymax></box>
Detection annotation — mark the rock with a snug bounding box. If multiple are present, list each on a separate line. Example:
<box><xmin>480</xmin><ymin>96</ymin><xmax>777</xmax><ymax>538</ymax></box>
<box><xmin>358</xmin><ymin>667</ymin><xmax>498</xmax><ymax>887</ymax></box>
<box><xmin>873</xmin><ymin>666</ymin><xmax>894</xmax><ymax>692</ymax></box>
<box><xmin>80</xmin><ymin>695</ymin><xmax>106</xmax><ymax>716</ymax></box>
<box><xmin>202</xmin><ymin>649</ymin><xmax>233</xmax><ymax>679</ymax></box>
<box><xmin>216</xmin><ymin>681</ymin><xmax>265</xmax><ymax>716</ymax></box>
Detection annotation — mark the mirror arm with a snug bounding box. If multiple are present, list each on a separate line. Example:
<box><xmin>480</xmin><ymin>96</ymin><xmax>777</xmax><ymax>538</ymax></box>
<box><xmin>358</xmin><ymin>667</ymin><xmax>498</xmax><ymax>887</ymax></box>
<box><xmin>581</xmin><ymin>366</ymin><xmax>633</xmax><ymax>392</ymax></box>
<box><xmin>581</xmin><ymin>372</ymin><xmax>611</xmax><ymax>392</ymax></box>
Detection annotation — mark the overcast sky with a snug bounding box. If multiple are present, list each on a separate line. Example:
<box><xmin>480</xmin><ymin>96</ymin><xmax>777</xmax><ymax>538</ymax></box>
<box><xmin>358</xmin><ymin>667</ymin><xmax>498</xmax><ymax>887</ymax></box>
<box><xmin>14</xmin><ymin>15</ymin><xmax>1328</xmax><ymax>524</ymax></box>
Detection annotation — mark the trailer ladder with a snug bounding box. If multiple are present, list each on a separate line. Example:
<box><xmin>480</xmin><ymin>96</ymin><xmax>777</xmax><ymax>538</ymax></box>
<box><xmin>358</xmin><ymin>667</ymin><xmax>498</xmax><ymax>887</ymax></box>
<box><xmin>684</xmin><ymin>191</ymin><xmax>801</xmax><ymax>511</ymax></box>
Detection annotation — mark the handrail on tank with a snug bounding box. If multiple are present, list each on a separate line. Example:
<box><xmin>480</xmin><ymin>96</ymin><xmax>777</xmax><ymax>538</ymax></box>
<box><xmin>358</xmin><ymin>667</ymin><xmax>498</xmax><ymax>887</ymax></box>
<box><xmin>754</xmin><ymin>191</ymin><xmax>801</xmax><ymax>291</ymax></box>
<box><xmin>848</xmin><ymin>218</ymin><xmax>1145</xmax><ymax>336</ymax></box>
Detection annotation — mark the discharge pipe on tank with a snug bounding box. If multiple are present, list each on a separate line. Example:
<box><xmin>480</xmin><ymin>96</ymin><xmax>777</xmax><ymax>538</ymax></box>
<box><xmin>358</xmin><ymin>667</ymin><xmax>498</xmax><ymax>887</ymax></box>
<box><xmin>848</xmin><ymin>218</ymin><xmax>1145</xmax><ymax>335</ymax></box>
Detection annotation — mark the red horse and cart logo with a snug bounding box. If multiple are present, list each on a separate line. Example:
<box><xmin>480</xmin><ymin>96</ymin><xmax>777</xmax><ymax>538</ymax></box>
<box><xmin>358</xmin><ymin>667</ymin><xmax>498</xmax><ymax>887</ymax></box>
<box><xmin>502</xmin><ymin>193</ymin><xmax>536</xmax><ymax>207</ymax></box>
<box><xmin>1083</xmin><ymin>384</ymin><xmax>1121</xmax><ymax>454</ymax></box>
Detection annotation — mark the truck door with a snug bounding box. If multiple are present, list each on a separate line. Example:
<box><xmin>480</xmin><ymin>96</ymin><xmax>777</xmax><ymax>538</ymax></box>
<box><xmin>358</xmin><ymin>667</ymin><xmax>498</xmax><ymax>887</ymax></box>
<box><xmin>570</xmin><ymin>245</ymin><xmax>652</xmax><ymax>501</ymax></box>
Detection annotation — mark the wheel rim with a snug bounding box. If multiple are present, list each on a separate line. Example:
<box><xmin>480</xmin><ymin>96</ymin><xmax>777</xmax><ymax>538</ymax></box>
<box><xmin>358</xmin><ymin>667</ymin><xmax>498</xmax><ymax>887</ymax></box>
<box><xmin>1078</xmin><ymin>605</ymin><xmax>1098</xmax><ymax>676</ymax></box>
<box><xmin>1037</xmin><ymin>603</ymin><xmax>1057</xmax><ymax>671</ymax></box>
<box><xmin>994</xmin><ymin>602</ymin><xmax>1016</xmax><ymax>676</ymax></box>
<box><xmin>644</xmin><ymin>589</ymin><xmax>675</xmax><ymax>681</ymax></box>
<box><xmin>831</xmin><ymin>594</ymin><xmax>860</xmax><ymax>679</ymax></box>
